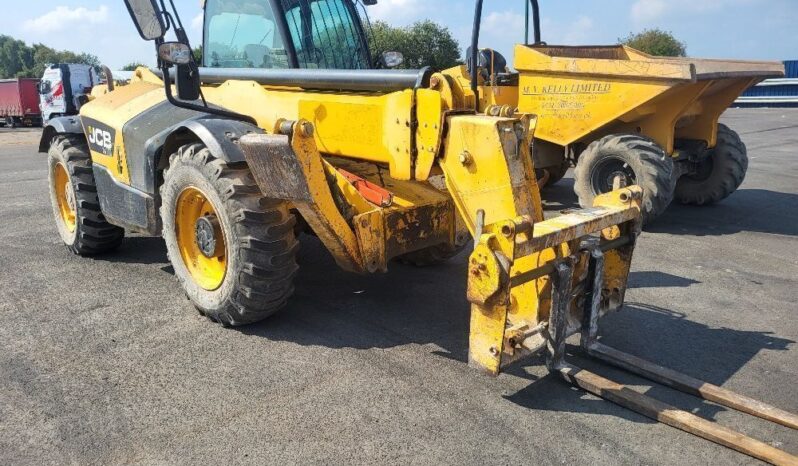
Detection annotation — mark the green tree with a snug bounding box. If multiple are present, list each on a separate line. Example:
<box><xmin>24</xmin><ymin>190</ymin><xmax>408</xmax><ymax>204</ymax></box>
<box><xmin>620</xmin><ymin>29</ymin><xmax>687</xmax><ymax>57</ymax></box>
<box><xmin>369</xmin><ymin>20</ymin><xmax>461</xmax><ymax>70</ymax></box>
<box><xmin>122</xmin><ymin>62</ymin><xmax>147</xmax><ymax>71</ymax></box>
<box><xmin>0</xmin><ymin>35</ymin><xmax>101</xmax><ymax>78</ymax></box>
<box><xmin>193</xmin><ymin>46</ymin><xmax>203</xmax><ymax>64</ymax></box>
<box><xmin>0</xmin><ymin>35</ymin><xmax>29</xmax><ymax>78</ymax></box>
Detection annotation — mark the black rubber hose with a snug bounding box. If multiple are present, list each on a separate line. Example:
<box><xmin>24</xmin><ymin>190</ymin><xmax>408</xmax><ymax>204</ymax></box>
<box><xmin>470</xmin><ymin>0</ymin><xmax>484</xmax><ymax>111</ymax></box>
<box><xmin>531</xmin><ymin>0</ymin><xmax>541</xmax><ymax>44</ymax></box>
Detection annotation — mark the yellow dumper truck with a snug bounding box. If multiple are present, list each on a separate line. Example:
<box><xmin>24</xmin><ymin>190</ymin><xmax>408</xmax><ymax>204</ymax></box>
<box><xmin>465</xmin><ymin>1</ymin><xmax>784</xmax><ymax>222</ymax></box>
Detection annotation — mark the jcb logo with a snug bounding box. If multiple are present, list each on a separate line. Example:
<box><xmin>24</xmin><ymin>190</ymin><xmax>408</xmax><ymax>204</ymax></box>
<box><xmin>88</xmin><ymin>126</ymin><xmax>113</xmax><ymax>151</ymax></box>
<box><xmin>82</xmin><ymin>118</ymin><xmax>116</xmax><ymax>156</ymax></box>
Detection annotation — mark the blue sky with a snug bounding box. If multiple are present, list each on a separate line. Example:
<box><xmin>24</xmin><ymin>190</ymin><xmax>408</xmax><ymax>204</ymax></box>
<box><xmin>2</xmin><ymin>0</ymin><xmax>796</xmax><ymax>70</ymax></box>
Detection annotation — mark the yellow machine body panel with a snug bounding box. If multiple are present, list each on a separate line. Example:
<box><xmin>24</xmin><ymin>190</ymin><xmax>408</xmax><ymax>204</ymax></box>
<box><xmin>79</xmin><ymin>81</ymin><xmax>165</xmax><ymax>184</ymax></box>
<box><xmin>202</xmin><ymin>81</ymin><xmax>420</xmax><ymax>180</ymax></box>
<box><xmin>84</xmin><ymin>69</ymin><xmax>435</xmax><ymax>184</ymax></box>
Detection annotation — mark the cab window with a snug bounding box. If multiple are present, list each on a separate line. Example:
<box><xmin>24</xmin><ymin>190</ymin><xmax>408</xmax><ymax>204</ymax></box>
<box><xmin>203</xmin><ymin>0</ymin><xmax>370</xmax><ymax>69</ymax></box>
<box><xmin>282</xmin><ymin>0</ymin><xmax>370</xmax><ymax>69</ymax></box>
<box><xmin>204</xmin><ymin>0</ymin><xmax>289</xmax><ymax>68</ymax></box>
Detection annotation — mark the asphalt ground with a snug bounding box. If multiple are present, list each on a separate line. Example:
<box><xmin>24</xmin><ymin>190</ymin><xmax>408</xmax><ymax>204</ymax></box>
<box><xmin>0</xmin><ymin>109</ymin><xmax>796</xmax><ymax>465</ymax></box>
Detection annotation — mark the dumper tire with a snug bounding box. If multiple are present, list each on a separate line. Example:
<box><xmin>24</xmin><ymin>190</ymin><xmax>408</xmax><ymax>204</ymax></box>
<box><xmin>47</xmin><ymin>135</ymin><xmax>124</xmax><ymax>255</ymax></box>
<box><xmin>674</xmin><ymin>124</ymin><xmax>748</xmax><ymax>206</ymax></box>
<box><xmin>397</xmin><ymin>243</ymin><xmax>467</xmax><ymax>267</ymax></box>
<box><xmin>543</xmin><ymin>161</ymin><xmax>570</xmax><ymax>187</ymax></box>
<box><xmin>574</xmin><ymin>134</ymin><xmax>675</xmax><ymax>225</ymax></box>
<box><xmin>160</xmin><ymin>143</ymin><xmax>299</xmax><ymax>326</ymax></box>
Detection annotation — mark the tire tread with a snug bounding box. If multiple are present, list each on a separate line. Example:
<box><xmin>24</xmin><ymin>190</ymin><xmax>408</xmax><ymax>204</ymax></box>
<box><xmin>49</xmin><ymin>135</ymin><xmax>124</xmax><ymax>255</ymax></box>
<box><xmin>161</xmin><ymin>143</ymin><xmax>298</xmax><ymax>326</ymax></box>
<box><xmin>675</xmin><ymin>124</ymin><xmax>747</xmax><ymax>205</ymax></box>
<box><xmin>573</xmin><ymin>134</ymin><xmax>675</xmax><ymax>224</ymax></box>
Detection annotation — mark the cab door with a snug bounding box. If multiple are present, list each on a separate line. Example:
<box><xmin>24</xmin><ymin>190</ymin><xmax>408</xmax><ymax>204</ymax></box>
<box><xmin>201</xmin><ymin>0</ymin><xmax>371</xmax><ymax>70</ymax></box>
<box><xmin>282</xmin><ymin>0</ymin><xmax>372</xmax><ymax>69</ymax></box>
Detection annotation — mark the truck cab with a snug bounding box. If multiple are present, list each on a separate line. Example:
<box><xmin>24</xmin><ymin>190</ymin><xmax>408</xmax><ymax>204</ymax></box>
<box><xmin>39</xmin><ymin>64</ymin><xmax>100</xmax><ymax>124</ymax></box>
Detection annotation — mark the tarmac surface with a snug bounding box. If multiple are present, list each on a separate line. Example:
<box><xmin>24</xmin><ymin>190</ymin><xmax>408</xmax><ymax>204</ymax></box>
<box><xmin>0</xmin><ymin>109</ymin><xmax>796</xmax><ymax>465</ymax></box>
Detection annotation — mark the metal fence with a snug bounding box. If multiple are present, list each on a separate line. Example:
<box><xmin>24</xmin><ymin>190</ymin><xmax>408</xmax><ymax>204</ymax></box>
<box><xmin>735</xmin><ymin>60</ymin><xmax>798</xmax><ymax>107</ymax></box>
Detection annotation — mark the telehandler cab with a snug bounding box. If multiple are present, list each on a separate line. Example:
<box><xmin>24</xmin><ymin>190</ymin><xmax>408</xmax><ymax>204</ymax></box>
<box><xmin>39</xmin><ymin>0</ymin><xmax>796</xmax><ymax>463</ymax></box>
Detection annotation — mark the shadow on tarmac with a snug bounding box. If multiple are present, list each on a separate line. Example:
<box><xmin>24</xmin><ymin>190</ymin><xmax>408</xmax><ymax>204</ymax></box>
<box><xmin>94</xmin><ymin>189</ymin><xmax>795</xmax><ymax>422</ymax></box>
<box><xmin>649</xmin><ymin>189</ymin><xmax>798</xmax><ymax>237</ymax></box>
<box><xmin>544</xmin><ymin>177</ymin><xmax>798</xmax><ymax>237</ymax></box>
<box><xmin>628</xmin><ymin>271</ymin><xmax>700</xmax><ymax>288</ymax></box>
<box><xmin>540</xmin><ymin>177</ymin><xmax>580</xmax><ymax>211</ymax></box>
<box><xmin>237</xmin><ymin>238</ymin><xmax>793</xmax><ymax>419</ymax></box>
<box><xmin>95</xmin><ymin>236</ymin><xmax>169</xmax><ymax>265</ymax></box>
<box><xmin>505</xmin><ymin>302</ymin><xmax>793</xmax><ymax>421</ymax></box>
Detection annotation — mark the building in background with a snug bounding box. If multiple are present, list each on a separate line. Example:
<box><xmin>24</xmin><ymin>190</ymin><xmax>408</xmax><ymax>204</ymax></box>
<box><xmin>736</xmin><ymin>60</ymin><xmax>798</xmax><ymax>107</ymax></box>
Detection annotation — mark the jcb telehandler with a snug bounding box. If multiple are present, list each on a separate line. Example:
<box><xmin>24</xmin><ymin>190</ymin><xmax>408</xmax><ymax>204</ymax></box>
<box><xmin>39</xmin><ymin>0</ymin><xmax>796</xmax><ymax>463</ymax></box>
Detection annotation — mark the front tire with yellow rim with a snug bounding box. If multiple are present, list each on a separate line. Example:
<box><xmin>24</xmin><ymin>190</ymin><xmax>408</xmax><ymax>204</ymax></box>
<box><xmin>160</xmin><ymin>143</ymin><xmax>299</xmax><ymax>326</ymax></box>
<box><xmin>47</xmin><ymin>135</ymin><xmax>124</xmax><ymax>255</ymax></box>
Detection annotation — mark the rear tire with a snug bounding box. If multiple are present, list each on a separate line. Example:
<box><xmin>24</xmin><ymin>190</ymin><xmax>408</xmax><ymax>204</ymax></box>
<box><xmin>160</xmin><ymin>143</ymin><xmax>299</xmax><ymax>326</ymax></box>
<box><xmin>543</xmin><ymin>161</ymin><xmax>570</xmax><ymax>187</ymax></box>
<box><xmin>674</xmin><ymin>124</ymin><xmax>747</xmax><ymax>205</ymax></box>
<box><xmin>573</xmin><ymin>134</ymin><xmax>675</xmax><ymax>225</ymax></box>
<box><xmin>47</xmin><ymin>135</ymin><xmax>124</xmax><ymax>255</ymax></box>
<box><xmin>533</xmin><ymin>140</ymin><xmax>570</xmax><ymax>188</ymax></box>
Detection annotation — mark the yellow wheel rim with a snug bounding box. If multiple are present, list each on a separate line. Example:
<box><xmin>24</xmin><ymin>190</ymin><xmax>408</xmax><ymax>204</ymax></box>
<box><xmin>54</xmin><ymin>163</ymin><xmax>77</xmax><ymax>233</ymax></box>
<box><xmin>175</xmin><ymin>187</ymin><xmax>228</xmax><ymax>291</ymax></box>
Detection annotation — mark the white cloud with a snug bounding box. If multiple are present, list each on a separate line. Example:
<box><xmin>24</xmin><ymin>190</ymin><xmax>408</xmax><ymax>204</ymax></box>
<box><xmin>631</xmin><ymin>0</ymin><xmax>667</xmax><ymax>24</ymax></box>
<box><xmin>23</xmin><ymin>5</ymin><xmax>109</xmax><ymax>33</ymax></box>
<box><xmin>483</xmin><ymin>11</ymin><xmax>526</xmax><ymax>36</ymax></box>
<box><xmin>191</xmin><ymin>12</ymin><xmax>204</xmax><ymax>30</ymax></box>
<box><xmin>536</xmin><ymin>15</ymin><xmax>600</xmax><ymax>46</ymax></box>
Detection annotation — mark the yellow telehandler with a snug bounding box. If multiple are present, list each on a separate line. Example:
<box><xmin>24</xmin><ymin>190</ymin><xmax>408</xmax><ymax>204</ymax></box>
<box><xmin>38</xmin><ymin>0</ymin><xmax>796</xmax><ymax>463</ymax></box>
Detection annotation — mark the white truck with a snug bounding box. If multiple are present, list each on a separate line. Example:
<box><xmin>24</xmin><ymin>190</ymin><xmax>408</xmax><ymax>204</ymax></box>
<box><xmin>38</xmin><ymin>64</ymin><xmax>100</xmax><ymax>124</ymax></box>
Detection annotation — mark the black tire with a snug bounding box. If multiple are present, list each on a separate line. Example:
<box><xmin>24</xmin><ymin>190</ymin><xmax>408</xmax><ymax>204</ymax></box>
<box><xmin>574</xmin><ymin>134</ymin><xmax>675</xmax><ymax>224</ymax></box>
<box><xmin>160</xmin><ymin>143</ymin><xmax>299</xmax><ymax>326</ymax></box>
<box><xmin>397</xmin><ymin>243</ymin><xmax>467</xmax><ymax>267</ymax></box>
<box><xmin>47</xmin><ymin>135</ymin><xmax>124</xmax><ymax>255</ymax></box>
<box><xmin>543</xmin><ymin>161</ymin><xmax>570</xmax><ymax>187</ymax></box>
<box><xmin>7</xmin><ymin>117</ymin><xmax>16</xmax><ymax>129</ymax></box>
<box><xmin>532</xmin><ymin>140</ymin><xmax>570</xmax><ymax>188</ymax></box>
<box><xmin>674</xmin><ymin>124</ymin><xmax>748</xmax><ymax>206</ymax></box>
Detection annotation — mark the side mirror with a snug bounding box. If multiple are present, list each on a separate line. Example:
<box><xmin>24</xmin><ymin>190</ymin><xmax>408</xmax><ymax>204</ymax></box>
<box><xmin>381</xmin><ymin>51</ymin><xmax>404</xmax><ymax>68</ymax></box>
<box><xmin>38</xmin><ymin>82</ymin><xmax>51</xmax><ymax>95</ymax></box>
<box><xmin>159</xmin><ymin>42</ymin><xmax>201</xmax><ymax>101</ymax></box>
<box><xmin>124</xmin><ymin>0</ymin><xmax>166</xmax><ymax>40</ymax></box>
<box><xmin>158</xmin><ymin>42</ymin><xmax>193</xmax><ymax>65</ymax></box>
